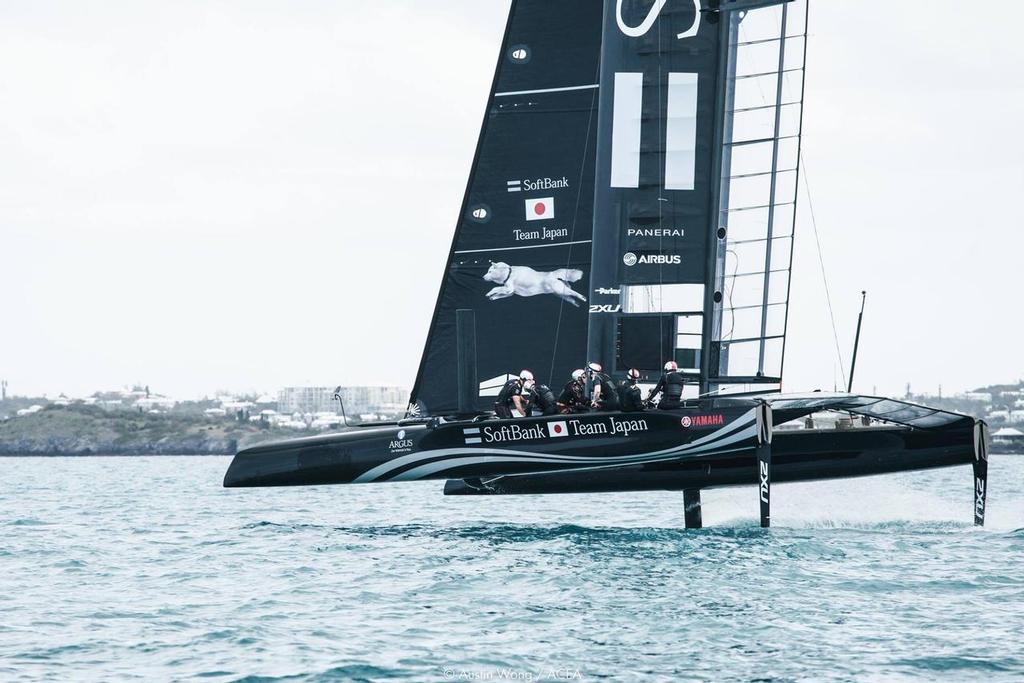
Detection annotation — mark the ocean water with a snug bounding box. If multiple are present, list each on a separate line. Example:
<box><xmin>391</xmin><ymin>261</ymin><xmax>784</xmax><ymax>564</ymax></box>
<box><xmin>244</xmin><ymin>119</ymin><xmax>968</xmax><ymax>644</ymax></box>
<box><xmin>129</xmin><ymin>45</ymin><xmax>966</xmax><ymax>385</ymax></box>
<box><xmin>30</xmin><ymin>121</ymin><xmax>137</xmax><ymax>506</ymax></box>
<box><xmin>1</xmin><ymin>456</ymin><xmax>1022</xmax><ymax>682</ymax></box>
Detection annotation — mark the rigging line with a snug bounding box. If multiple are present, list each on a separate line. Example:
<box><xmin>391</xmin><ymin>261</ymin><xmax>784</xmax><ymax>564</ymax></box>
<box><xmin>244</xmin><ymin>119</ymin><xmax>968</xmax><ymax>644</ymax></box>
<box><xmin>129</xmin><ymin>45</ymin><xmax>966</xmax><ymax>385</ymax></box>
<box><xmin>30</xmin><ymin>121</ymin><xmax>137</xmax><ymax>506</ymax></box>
<box><xmin>724</xmin><ymin>249</ymin><xmax>739</xmax><ymax>341</ymax></box>
<box><xmin>800</xmin><ymin>152</ymin><xmax>846</xmax><ymax>388</ymax></box>
<box><xmin>657</xmin><ymin>16</ymin><xmax>665</xmax><ymax>368</ymax></box>
<box><xmin>547</xmin><ymin>79</ymin><xmax>599</xmax><ymax>385</ymax></box>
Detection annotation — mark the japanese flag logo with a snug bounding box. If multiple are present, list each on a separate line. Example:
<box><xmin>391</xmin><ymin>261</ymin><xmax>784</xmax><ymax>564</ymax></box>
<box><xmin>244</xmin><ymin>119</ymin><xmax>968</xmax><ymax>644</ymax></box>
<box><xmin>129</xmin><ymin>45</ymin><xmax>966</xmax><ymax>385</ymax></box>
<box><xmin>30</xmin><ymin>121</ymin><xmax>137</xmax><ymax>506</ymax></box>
<box><xmin>525</xmin><ymin>197</ymin><xmax>554</xmax><ymax>221</ymax></box>
<box><xmin>547</xmin><ymin>420</ymin><xmax>568</xmax><ymax>438</ymax></box>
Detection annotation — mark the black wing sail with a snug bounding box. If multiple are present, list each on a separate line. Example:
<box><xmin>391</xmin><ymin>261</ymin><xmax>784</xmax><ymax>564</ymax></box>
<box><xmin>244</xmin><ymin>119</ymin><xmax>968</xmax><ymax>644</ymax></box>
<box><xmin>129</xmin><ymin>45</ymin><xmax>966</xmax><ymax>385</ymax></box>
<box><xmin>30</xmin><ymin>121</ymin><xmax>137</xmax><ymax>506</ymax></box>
<box><xmin>588</xmin><ymin>0</ymin><xmax>723</xmax><ymax>381</ymax></box>
<box><xmin>410</xmin><ymin>0</ymin><xmax>604</xmax><ymax>415</ymax></box>
<box><xmin>587</xmin><ymin>0</ymin><xmax>808</xmax><ymax>396</ymax></box>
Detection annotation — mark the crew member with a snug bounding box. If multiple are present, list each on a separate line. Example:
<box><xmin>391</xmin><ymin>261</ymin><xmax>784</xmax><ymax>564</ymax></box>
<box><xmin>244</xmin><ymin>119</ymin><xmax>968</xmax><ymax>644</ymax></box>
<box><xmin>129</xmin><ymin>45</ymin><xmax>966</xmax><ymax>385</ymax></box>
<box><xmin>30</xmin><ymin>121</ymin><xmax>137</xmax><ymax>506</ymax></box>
<box><xmin>648</xmin><ymin>361</ymin><xmax>685</xmax><ymax>410</ymax></box>
<box><xmin>526</xmin><ymin>381</ymin><xmax>559</xmax><ymax>416</ymax></box>
<box><xmin>587</xmin><ymin>362</ymin><xmax>620</xmax><ymax>412</ymax></box>
<box><xmin>619</xmin><ymin>368</ymin><xmax>645</xmax><ymax>412</ymax></box>
<box><xmin>557</xmin><ymin>369</ymin><xmax>589</xmax><ymax>414</ymax></box>
<box><xmin>495</xmin><ymin>369</ymin><xmax>533</xmax><ymax>418</ymax></box>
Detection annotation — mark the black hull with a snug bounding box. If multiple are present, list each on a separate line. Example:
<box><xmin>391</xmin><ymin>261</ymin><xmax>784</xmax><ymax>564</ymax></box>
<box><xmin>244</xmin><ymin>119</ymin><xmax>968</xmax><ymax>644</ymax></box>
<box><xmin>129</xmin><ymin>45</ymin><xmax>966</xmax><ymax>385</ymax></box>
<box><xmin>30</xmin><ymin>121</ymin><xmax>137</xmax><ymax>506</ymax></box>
<box><xmin>224</xmin><ymin>395</ymin><xmax>978</xmax><ymax>491</ymax></box>
<box><xmin>442</xmin><ymin>426</ymin><xmax>975</xmax><ymax>495</ymax></box>
<box><xmin>223</xmin><ymin>393</ymin><xmax>991</xmax><ymax>526</ymax></box>
<box><xmin>223</xmin><ymin>406</ymin><xmax>759</xmax><ymax>488</ymax></box>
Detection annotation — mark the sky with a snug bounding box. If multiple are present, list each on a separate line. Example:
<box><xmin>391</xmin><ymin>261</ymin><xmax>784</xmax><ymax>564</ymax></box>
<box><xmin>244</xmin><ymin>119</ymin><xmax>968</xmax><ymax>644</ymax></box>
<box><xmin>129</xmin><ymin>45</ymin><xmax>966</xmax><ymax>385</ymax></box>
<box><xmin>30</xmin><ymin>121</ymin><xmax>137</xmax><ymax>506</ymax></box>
<box><xmin>1</xmin><ymin>0</ymin><xmax>1022</xmax><ymax>400</ymax></box>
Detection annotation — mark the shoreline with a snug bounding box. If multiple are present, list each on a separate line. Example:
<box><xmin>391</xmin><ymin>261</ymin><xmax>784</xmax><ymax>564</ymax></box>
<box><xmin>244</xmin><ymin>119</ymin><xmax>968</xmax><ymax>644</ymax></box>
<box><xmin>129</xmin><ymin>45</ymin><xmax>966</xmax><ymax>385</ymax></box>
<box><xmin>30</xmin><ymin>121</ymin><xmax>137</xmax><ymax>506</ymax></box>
<box><xmin>0</xmin><ymin>452</ymin><xmax>233</xmax><ymax>457</ymax></box>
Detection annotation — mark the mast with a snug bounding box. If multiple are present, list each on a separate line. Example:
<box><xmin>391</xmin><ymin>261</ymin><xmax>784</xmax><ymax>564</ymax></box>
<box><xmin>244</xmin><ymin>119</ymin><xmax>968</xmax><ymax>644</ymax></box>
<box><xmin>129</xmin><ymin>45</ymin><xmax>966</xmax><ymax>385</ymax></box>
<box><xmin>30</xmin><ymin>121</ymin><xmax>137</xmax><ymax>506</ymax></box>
<box><xmin>847</xmin><ymin>291</ymin><xmax>867</xmax><ymax>393</ymax></box>
<box><xmin>704</xmin><ymin>0</ymin><xmax>809</xmax><ymax>395</ymax></box>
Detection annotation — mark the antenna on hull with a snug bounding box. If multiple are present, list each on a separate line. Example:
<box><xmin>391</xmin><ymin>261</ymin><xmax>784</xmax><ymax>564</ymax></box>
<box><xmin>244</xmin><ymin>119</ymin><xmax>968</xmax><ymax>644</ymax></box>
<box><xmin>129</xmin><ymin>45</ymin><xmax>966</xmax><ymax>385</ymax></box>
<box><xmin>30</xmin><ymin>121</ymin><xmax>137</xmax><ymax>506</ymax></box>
<box><xmin>847</xmin><ymin>291</ymin><xmax>867</xmax><ymax>393</ymax></box>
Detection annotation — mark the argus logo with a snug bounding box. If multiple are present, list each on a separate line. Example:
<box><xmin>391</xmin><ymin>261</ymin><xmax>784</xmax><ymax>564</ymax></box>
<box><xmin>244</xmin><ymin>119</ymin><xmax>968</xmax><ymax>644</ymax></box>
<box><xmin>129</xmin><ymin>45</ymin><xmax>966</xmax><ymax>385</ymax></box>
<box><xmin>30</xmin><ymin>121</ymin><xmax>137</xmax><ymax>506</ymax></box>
<box><xmin>388</xmin><ymin>428</ymin><xmax>414</xmax><ymax>452</ymax></box>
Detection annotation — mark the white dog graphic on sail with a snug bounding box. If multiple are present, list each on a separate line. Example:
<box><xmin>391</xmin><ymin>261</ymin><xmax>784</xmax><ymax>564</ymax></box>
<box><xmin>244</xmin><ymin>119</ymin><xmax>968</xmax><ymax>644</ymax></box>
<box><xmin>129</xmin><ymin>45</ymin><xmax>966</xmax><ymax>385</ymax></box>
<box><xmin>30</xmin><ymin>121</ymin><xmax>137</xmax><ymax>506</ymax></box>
<box><xmin>483</xmin><ymin>261</ymin><xmax>587</xmax><ymax>307</ymax></box>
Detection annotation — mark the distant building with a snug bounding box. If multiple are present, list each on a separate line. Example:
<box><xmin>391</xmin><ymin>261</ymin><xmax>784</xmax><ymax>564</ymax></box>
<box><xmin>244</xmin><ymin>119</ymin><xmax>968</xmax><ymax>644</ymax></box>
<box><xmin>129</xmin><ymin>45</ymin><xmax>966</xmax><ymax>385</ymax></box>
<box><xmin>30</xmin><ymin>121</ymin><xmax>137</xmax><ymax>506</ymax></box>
<box><xmin>992</xmin><ymin>427</ymin><xmax>1024</xmax><ymax>453</ymax></box>
<box><xmin>335</xmin><ymin>386</ymin><xmax>407</xmax><ymax>415</ymax></box>
<box><xmin>277</xmin><ymin>387</ymin><xmax>338</xmax><ymax>415</ymax></box>
<box><xmin>277</xmin><ymin>386</ymin><xmax>407</xmax><ymax>416</ymax></box>
<box><xmin>136</xmin><ymin>397</ymin><xmax>177</xmax><ymax>411</ymax></box>
<box><xmin>963</xmin><ymin>392</ymin><xmax>993</xmax><ymax>403</ymax></box>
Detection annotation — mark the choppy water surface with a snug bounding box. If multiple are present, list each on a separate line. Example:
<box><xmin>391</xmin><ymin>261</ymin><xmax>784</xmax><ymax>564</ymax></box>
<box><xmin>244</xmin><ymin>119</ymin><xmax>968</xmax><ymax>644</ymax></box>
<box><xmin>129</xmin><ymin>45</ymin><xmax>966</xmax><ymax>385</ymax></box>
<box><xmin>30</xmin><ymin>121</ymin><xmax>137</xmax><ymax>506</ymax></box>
<box><xmin>1</xmin><ymin>456</ymin><xmax>1023</xmax><ymax>682</ymax></box>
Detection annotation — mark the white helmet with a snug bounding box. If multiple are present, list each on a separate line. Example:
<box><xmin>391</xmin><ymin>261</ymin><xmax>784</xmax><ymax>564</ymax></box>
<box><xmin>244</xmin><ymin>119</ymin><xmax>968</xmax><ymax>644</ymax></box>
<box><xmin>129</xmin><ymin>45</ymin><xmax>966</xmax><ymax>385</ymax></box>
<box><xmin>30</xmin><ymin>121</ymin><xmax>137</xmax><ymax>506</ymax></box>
<box><xmin>571</xmin><ymin>369</ymin><xmax>585</xmax><ymax>382</ymax></box>
<box><xmin>664</xmin><ymin>361</ymin><xmax>678</xmax><ymax>372</ymax></box>
<box><xmin>519</xmin><ymin>369</ymin><xmax>534</xmax><ymax>382</ymax></box>
<box><xmin>587</xmin><ymin>361</ymin><xmax>603</xmax><ymax>373</ymax></box>
<box><xmin>627</xmin><ymin>368</ymin><xmax>641</xmax><ymax>380</ymax></box>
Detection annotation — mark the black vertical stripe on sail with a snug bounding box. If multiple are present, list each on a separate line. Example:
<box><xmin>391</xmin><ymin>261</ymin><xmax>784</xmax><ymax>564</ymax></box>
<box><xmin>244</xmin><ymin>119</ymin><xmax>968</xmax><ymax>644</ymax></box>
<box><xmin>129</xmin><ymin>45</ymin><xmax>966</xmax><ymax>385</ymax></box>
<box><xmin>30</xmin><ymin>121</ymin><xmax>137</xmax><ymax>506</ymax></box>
<box><xmin>410</xmin><ymin>0</ymin><xmax>604</xmax><ymax>416</ymax></box>
<box><xmin>588</xmin><ymin>0</ymin><xmax>723</xmax><ymax>380</ymax></box>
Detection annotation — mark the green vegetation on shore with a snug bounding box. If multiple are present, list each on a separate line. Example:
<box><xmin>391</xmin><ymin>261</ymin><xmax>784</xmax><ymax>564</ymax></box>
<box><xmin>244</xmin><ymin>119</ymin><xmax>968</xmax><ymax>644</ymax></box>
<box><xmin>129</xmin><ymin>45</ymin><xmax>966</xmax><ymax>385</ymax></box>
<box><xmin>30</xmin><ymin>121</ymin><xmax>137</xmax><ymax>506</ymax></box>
<box><xmin>0</xmin><ymin>404</ymin><xmax>288</xmax><ymax>456</ymax></box>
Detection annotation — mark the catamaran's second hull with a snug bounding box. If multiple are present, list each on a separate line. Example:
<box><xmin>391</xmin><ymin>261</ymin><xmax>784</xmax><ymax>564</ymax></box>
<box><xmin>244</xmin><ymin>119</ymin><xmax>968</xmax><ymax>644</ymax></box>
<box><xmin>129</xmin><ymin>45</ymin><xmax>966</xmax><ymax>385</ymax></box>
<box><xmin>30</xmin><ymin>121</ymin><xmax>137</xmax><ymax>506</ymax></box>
<box><xmin>442</xmin><ymin>426</ymin><xmax>976</xmax><ymax>495</ymax></box>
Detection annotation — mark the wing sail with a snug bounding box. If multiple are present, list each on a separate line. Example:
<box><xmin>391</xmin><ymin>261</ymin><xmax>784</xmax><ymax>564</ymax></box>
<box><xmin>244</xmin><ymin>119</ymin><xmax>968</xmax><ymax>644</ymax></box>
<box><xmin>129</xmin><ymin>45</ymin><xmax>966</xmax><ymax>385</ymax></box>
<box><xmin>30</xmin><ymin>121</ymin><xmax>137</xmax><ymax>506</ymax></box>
<box><xmin>410</xmin><ymin>0</ymin><xmax>604</xmax><ymax>415</ymax></box>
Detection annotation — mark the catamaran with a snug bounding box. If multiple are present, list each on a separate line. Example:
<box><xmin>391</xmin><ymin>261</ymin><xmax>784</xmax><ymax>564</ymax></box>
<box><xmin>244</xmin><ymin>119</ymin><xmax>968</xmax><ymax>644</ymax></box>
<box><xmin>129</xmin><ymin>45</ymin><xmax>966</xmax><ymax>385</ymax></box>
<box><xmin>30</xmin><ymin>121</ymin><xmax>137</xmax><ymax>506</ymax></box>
<box><xmin>224</xmin><ymin>0</ymin><xmax>990</xmax><ymax>528</ymax></box>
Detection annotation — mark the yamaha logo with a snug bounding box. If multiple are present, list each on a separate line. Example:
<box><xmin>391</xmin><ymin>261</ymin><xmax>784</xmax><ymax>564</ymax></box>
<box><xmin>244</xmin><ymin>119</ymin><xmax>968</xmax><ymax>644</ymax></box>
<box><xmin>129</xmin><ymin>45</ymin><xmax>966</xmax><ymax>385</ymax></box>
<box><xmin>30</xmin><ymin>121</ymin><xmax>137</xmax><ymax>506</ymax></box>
<box><xmin>682</xmin><ymin>414</ymin><xmax>725</xmax><ymax>428</ymax></box>
<box><xmin>623</xmin><ymin>252</ymin><xmax>638</xmax><ymax>266</ymax></box>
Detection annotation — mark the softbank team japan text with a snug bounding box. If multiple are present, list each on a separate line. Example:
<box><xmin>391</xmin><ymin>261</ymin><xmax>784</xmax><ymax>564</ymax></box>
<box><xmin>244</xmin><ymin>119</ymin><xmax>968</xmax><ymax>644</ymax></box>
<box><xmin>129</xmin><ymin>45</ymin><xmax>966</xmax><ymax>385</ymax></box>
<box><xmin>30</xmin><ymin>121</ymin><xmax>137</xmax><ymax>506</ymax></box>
<box><xmin>477</xmin><ymin>417</ymin><xmax>649</xmax><ymax>444</ymax></box>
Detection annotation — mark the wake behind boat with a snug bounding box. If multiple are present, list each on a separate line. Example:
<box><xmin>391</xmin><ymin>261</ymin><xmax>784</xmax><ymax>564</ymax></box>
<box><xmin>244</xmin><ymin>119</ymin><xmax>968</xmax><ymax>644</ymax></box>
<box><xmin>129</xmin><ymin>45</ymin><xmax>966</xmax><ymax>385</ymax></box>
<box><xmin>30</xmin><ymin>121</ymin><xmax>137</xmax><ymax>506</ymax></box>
<box><xmin>224</xmin><ymin>0</ymin><xmax>991</xmax><ymax>527</ymax></box>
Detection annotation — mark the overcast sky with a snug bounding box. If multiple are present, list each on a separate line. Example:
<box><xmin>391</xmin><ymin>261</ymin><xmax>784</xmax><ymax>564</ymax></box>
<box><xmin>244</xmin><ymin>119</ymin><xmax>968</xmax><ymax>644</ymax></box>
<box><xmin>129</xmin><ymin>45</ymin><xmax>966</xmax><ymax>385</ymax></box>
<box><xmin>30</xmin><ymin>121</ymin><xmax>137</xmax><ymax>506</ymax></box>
<box><xmin>2</xmin><ymin>1</ymin><xmax>1022</xmax><ymax>400</ymax></box>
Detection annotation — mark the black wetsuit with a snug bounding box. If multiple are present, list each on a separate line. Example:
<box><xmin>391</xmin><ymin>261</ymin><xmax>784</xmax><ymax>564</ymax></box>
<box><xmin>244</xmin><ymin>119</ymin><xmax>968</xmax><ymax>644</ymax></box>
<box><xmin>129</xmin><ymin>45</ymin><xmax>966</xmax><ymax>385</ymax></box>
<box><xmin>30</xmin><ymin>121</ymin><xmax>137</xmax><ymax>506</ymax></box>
<box><xmin>494</xmin><ymin>379</ymin><xmax>524</xmax><ymax>419</ymax></box>
<box><xmin>650</xmin><ymin>370</ymin><xmax>685</xmax><ymax>410</ymax></box>
<box><xmin>528</xmin><ymin>384</ymin><xmax>559</xmax><ymax>416</ymax></box>
<box><xmin>557</xmin><ymin>380</ymin><xmax>588</xmax><ymax>413</ymax></box>
<box><xmin>619</xmin><ymin>380</ymin><xmax>645</xmax><ymax>412</ymax></box>
<box><xmin>591</xmin><ymin>372</ymin><xmax>620</xmax><ymax>411</ymax></box>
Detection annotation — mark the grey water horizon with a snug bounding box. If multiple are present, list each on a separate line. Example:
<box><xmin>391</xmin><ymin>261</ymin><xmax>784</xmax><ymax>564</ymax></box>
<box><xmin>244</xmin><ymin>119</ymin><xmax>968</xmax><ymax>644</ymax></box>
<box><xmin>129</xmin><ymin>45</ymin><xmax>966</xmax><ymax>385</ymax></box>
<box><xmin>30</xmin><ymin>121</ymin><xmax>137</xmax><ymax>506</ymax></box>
<box><xmin>2</xmin><ymin>455</ymin><xmax>1023</xmax><ymax>682</ymax></box>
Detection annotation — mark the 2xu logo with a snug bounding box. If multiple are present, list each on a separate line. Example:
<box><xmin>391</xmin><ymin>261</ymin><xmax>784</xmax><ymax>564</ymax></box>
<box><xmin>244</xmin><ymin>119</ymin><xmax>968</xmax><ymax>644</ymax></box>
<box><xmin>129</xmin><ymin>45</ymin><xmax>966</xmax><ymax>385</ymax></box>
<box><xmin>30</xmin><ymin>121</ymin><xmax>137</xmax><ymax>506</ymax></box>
<box><xmin>975</xmin><ymin>477</ymin><xmax>986</xmax><ymax>519</ymax></box>
<box><xmin>616</xmin><ymin>0</ymin><xmax>701</xmax><ymax>40</ymax></box>
<box><xmin>589</xmin><ymin>304</ymin><xmax>621</xmax><ymax>314</ymax></box>
<box><xmin>759</xmin><ymin>461</ymin><xmax>770</xmax><ymax>504</ymax></box>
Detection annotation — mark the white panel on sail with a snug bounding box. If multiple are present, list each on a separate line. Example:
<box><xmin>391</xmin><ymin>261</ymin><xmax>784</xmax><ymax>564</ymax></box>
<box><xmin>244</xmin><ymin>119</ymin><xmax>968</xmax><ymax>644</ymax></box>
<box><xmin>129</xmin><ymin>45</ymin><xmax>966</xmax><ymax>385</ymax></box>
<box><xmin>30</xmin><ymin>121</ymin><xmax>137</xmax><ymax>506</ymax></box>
<box><xmin>665</xmin><ymin>72</ymin><xmax>698</xmax><ymax>190</ymax></box>
<box><xmin>478</xmin><ymin>374</ymin><xmax>515</xmax><ymax>397</ymax></box>
<box><xmin>610</xmin><ymin>72</ymin><xmax>643</xmax><ymax>188</ymax></box>
<box><xmin>622</xmin><ymin>283</ymin><xmax>704</xmax><ymax>313</ymax></box>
